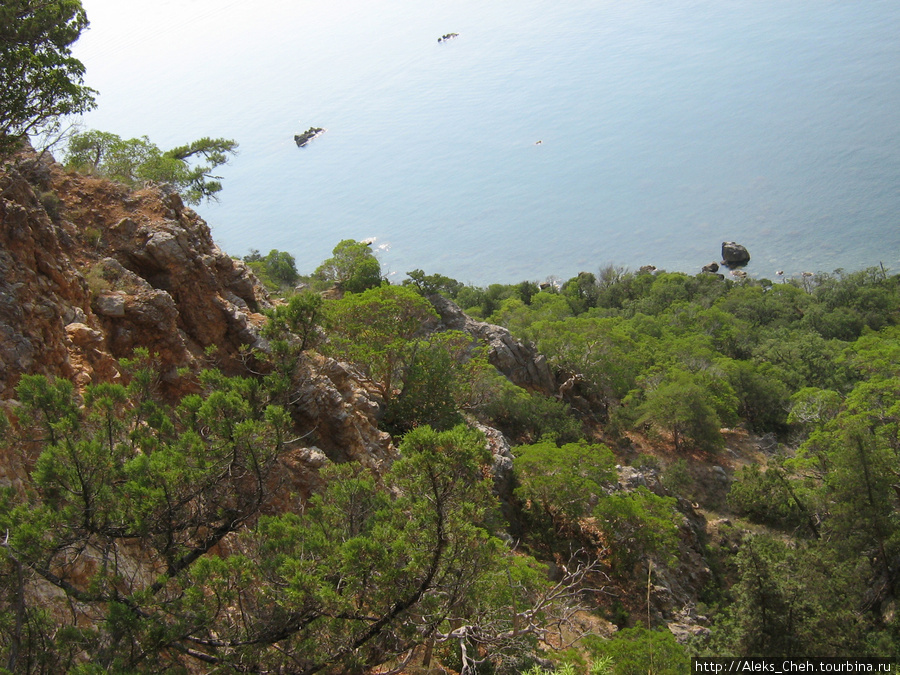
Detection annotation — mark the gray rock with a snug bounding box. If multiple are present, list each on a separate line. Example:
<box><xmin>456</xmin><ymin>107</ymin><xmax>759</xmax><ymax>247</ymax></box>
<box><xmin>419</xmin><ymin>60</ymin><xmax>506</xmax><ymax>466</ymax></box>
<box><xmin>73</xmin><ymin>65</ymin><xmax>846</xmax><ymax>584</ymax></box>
<box><xmin>712</xmin><ymin>465</ymin><xmax>729</xmax><ymax>483</ymax></box>
<box><xmin>110</xmin><ymin>217</ymin><xmax>137</xmax><ymax>237</ymax></box>
<box><xmin>668</xmin><ymin>621</ymin><xmax>711</xmax><ymax>643</ymax></box>
<box><xmin>297</xmin><ymin>446</ymin><xmax>329</xmax><ymax>469</ymax></box>
<box><xmin>145</xmin><ymin>230</ymin><xmax>189</xmax><ymax>268</ymax></box>
<box><xmin>722</xmin><ymin>241</ymin><xmax>750</xmax><ymax>266</ymax></box>
<box><xmin>128</xmin><ymin>289</ymin><xmax>178</xmax><ymax>326</ymax></box>
<box><xmin>471</xmin><ymin>419</ymin><xmax>515</xmax><ymax>496</ymax></box>
<box><xmin>94</xmin><ymin>292</ymin><xmax>126</xmax><ymax>317</ymax></box>
<box><xmin>63</xmin><ymin>305</ymin><xmax>88</xmax><ymax>325</ymax></box>
<box><xmin>427</xmin><ymin>294</ymin><xmax>557</xmax><ymax>394</ymax></box>
<box><xmin>618</xmin><ymin>465</ymin><xmax>649</xmax><ymax>490</ymax></box>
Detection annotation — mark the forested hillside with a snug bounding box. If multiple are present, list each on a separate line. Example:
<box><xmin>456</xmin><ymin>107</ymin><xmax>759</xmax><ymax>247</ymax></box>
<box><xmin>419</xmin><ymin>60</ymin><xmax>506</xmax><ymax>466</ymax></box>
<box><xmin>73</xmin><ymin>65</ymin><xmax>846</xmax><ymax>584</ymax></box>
<box><xmin>400</xmin><ymin>262</ymin><xmax>900</xmax><ymax>661</ymax></box>
<box><xmin>2</xmin><ymin>143</ymin><xmax>899</xmax><ymax>672</ymax></box>
<box><xmin>4</xmin><ymin>1</ymin><xmax>900</xmax><ymax>671</ymax></box>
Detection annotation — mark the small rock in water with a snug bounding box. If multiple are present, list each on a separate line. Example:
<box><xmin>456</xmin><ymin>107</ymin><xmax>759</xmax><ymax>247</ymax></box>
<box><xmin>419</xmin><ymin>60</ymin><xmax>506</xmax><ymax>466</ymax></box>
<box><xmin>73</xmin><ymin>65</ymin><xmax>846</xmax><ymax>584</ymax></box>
<box><xmin>721</xmin><ymin>241</ymin><xmax>751</xmax><ymax>267</ymax></box>
<box><xmin>294</xmin><ymin>127</ymin><xmax>325</xmax><ymax>147</ymax></box>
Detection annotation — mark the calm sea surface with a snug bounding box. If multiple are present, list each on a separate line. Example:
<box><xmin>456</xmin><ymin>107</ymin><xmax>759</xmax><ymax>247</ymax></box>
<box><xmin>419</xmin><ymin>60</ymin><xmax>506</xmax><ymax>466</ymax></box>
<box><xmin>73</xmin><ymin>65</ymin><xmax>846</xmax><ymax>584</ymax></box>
<box><xmin>73</xmin><ymin>0</ymin><xmax>900</xmax><ymax>285</ymax></box>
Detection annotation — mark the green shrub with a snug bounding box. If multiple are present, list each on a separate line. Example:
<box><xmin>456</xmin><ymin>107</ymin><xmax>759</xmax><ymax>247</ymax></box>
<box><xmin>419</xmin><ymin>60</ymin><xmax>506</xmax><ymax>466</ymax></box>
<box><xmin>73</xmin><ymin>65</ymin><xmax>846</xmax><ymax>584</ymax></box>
<box><xmin>39</xmin><ymin>190</ymin><xmax>62</xmax><ymax>220</ymax></box>
<box><xmin>726</xmin><ymin>464</ymin><xmax>807</xmax><ymax>531</ymax></box>
<box><xmin>584</xmin><ymin>628</ymin><xmax>689</xmax><ymax>675</ymax></box>
<box><xmin>478</xmin><ymin>380</ymin><xmax>583</xmax><ymax>444</ymax></box>
<box><xmin>632</xmin><ymin>453</ymin><xmax>660</xmax><ymax>470</ymax></box>
<box><xmin>83</xmin><ymin>226</ymin><xmax>103</xmax><ymax>249</ymax></box>
<box><xmin>593</xmin><ymin>488</ymin><xmax>681</xmax><ymax>572</ymax></box>
<box><xmin>383</xmin><ymin>340</ymin><xmax>463</xmax><ymax>434</ymax></box>
<box><xmin>660</xmin><ymin>458</ymin><xmax>695</xmax><ymax>501</ymax></box>
<box><xmin>315</xmin><ymin>239</ymin><xmax>382</xmax><ymax>293</ymax></box>
<box><xmin>513</xmin><ymin>439</ymin><xmax>617</xmax><ymax>527</ymax></box>
<box><xmin>83</xmin><ymin>263</ymin><xmax>111</xmax><ymax>296</ymax></box>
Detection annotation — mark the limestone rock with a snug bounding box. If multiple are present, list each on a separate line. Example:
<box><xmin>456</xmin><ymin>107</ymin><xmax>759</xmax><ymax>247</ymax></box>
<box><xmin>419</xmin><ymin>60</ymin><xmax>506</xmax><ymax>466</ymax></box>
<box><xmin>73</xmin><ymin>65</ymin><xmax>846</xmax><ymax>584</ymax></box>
<box><xmin>65</xmin><ymin>322</ymin><xmax>103</xmax><ymax>347</ymax></box>
<box><xmin>143</xmin><ymin>228</ymin><xmax>191</xmax><ymax>268</ymax></box>
<box><xmin>427</xmin><ymin>293</ymin><xmax>557</xmax><ymax>394</ymax></box>
<box><xmin>93</xmin><ymin>292</ymin><xmax>126</xmax><ymax>317</ymax></box>
<box><xmin>668</xmin><ymin>620</ymin><xmax>711</xmax><ymax>643</ymax></box>
<box><xmin>273</xmin><ymin>446</ymin><xmax>332</xmax><ymax>509</ymax></box>
<box><xmin>616</xmin><ymin>464</ymin><xmax>650</xmax><ymax>491</ymax></box>
<box><xmin>470</xmin><ymin>418</ymin><xmax>515</xmax><ymax>496</ymax></box>
<box><xmin>0</xmin><ymin>145</ymin><xmax>272</xmax><ymax>397</ymax></box>
<box><xmin>290</xmin><ymin>353</ymin><xmax>395</xmax><ymax>469</ymax></box>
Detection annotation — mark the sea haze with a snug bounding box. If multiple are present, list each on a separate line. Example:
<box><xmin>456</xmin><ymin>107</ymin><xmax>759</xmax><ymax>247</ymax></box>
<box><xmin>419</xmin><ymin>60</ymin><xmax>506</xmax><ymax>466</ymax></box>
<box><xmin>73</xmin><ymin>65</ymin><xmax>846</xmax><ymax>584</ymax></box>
<box><xmin>73</xmin><ymin>0</ymin><xmax>900</xmax><ymax>285</ymax></box>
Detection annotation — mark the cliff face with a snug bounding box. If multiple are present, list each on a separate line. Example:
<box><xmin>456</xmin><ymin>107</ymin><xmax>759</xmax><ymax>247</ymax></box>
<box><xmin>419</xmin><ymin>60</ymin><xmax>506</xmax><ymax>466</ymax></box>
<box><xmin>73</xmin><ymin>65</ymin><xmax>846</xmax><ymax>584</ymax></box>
<box><xmin>0</xmin><ymin>149</ymin><xmax>269</xmax><ymax>397</ymax></box>
<box><xmin>0</xmin><ymin>148</ymin><xmax>392</xmax><ymax>490</ymax></box>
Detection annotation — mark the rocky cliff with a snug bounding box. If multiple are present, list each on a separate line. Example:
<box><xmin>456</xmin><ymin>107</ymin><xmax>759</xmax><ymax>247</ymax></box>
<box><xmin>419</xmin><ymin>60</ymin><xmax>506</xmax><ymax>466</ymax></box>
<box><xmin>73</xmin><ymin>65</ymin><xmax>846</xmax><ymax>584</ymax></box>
<box><xmin>0</xmin><ymin>147</ymin><xmax>394</xmax><ymax>493</ymax></box>
<box><xmin>0</xmin><ymin>149</ymin><xmax>268</xmax><ymax>395</ymax></box>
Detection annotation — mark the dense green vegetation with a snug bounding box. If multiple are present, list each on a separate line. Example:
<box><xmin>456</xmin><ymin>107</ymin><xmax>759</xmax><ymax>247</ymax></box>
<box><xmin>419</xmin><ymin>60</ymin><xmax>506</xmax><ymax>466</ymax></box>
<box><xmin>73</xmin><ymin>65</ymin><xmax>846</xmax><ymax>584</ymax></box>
<box><xmin>406</xmin><ymin>262</ymin><xmax>900</xmax><ymax>662</ymax></box>
<box><xmin>426</xmin><ymin>265</ymin><xmax>898</xmax><ymax>448</ymax></box>
<box><xmin>2</xmin><ymin>227</ymin><xmax>900</xmax><ymax>673</ymax></box>
<box><xmin>0</xmin><ymin>355</ymin><xmax>594</xmax><ymax>673</ymax></box>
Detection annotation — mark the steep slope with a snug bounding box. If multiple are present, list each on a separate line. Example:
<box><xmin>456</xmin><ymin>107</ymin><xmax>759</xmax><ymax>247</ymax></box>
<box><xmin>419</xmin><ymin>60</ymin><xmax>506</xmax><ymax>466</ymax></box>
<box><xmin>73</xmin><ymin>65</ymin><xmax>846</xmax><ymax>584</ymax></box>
<box><xmin>0</xmin><ymin>147</ymin><xmax>723</xmax><ymax>662</ymax></box>
<box><xmin>0</xmin><ymin>148</ymin><xmax>268</xmax><ymax>396</ymax></box>
<box><xmin>0</xmin><ymin>147</ymin><xmax>396</xmax><ymax>490</ymax></box>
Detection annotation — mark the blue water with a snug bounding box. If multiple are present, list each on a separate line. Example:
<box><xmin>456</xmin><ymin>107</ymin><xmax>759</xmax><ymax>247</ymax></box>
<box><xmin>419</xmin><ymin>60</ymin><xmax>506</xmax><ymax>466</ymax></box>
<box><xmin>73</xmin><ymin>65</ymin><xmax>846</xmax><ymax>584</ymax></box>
<box><xmin>73</xmin><ymin>0</ymin><xmax>900</xmax><ymax>285</ymax></box>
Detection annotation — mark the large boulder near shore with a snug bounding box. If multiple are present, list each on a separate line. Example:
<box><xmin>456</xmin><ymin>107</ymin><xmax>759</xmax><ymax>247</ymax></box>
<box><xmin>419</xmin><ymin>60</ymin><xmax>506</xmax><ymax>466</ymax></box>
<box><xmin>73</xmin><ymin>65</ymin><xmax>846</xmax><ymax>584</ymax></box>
<box><xmin>721</xmin><ymin>241</ymin><xmax>750</xmax><ymax>267</ymax></box>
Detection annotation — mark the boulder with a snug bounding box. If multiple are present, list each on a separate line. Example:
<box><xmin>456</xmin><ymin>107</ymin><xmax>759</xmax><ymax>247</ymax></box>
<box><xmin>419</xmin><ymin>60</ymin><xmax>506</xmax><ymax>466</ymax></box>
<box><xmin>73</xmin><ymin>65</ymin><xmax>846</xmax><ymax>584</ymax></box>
<box><xmin>65</xmin><ymin>322</ymin><xmax>103</xmax><ymax>347</ymax></box>
<box><xmin>721</xmin><ymin>241</ymin><xmax>750</xmax><ymax>267</ymax></box>
<box><xmin>93</xmin><ymin>292</ymin><xmax>126</xmax><ymax>317</ymax></box>
<box><xmin>701</xmin><ymin>261</ymin><xmax>719</xmax><ymax>274</ymax></box>
<box><xmin>288</xmin><ymin>353</ymin><xmax>395</xmax><ymax>468</ymax></box>
<box><xmin>143</xmin><ymin>229</ymin><xmax>190</xmax><ymax>269</ymax></box>
<box><xmin>470</xmin><ymin>419</ymin><xmax>514</xmax><ymax>497</ymax></box>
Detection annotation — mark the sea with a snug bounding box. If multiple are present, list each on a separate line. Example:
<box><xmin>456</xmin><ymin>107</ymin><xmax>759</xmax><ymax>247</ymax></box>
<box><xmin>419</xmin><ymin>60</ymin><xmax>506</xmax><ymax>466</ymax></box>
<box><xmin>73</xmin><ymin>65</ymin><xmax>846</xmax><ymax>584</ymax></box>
<box><xmin>71</xmin><ymin>0</ymin><xmax>900</xmax><ymax>286</ymax></box>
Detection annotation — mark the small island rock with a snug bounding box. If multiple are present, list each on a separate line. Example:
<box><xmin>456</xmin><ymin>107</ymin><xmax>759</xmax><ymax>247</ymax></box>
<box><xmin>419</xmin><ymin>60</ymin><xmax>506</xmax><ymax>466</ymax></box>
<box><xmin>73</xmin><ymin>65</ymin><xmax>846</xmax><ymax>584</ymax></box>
<box><xmin>721</xmin><ymin>241</ymin><xmax>750</xmax><ymax>267</ymax></box>
<box><xmin>294</xmin><ymin>127</ymin><xmax>325</xmax><ymax>147</ymax></box>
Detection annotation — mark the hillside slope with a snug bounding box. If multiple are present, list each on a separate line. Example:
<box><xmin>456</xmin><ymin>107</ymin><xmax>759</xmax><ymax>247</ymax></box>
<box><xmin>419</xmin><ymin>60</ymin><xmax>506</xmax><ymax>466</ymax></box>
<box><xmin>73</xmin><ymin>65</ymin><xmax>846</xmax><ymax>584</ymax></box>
<box><xmin>1</xmin><ymin>149</ymin><xmax>405</xmax><ymax>495</ymax></box>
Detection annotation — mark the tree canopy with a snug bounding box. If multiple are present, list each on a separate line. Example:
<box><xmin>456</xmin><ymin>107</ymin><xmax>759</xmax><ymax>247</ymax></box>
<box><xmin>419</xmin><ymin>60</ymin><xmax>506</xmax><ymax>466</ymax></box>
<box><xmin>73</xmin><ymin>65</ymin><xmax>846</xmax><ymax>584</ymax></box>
<box><xmin>0</xmin><ymin>0</ymin><xmax>96</xmax><ymax>154</ymax></box>
<box><xmin>244</xmin><ymin>248</ymin><xmax>300</xmax><ymax>290</ymax></box>
<box><xmin>65</xmin><ymin>130</ymin><xmax>238</xmax><ymax>204</ymax></box>
<box><xmin>314</xmin><ymin>239</ymin><xmax>382</xmax><ymax>293</ymax></box>
<box><xmin>321</xmin><ymin>284</ymin><xmax>437</xmax><ymax>402</ymax></box>
<box><xmin>0</xmin><ymin>356</ymin><xmax>594</xmax><ymax>672</ymax></box>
